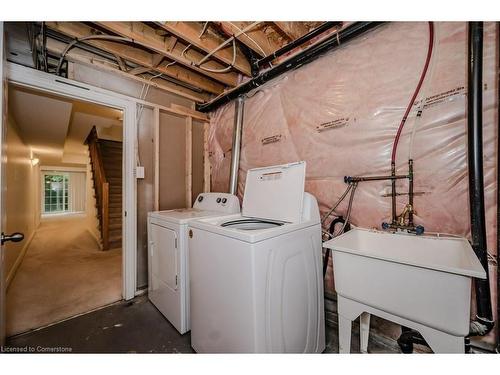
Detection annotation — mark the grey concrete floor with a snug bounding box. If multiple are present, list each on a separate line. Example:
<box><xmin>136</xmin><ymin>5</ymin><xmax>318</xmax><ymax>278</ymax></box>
<box><xmin>4</xmin><ymin>294</ymin><xmax>398</xmax><ymax>354</ymax></box>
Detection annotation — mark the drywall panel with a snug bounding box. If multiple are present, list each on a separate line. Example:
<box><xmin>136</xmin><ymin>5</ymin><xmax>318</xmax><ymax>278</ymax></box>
<box><xmin>159</xmin><ymin>111</ymin><xmax>187</xmax><ymax>210</ymax></box>
<box><xmin>136</xmin><ymin>106</ymin><xmax>154</xmax><ymax>288</ymax></box>
<box><xmin>71</xmin><ymin>63</ymin><xmax>194</xmax><ymax>108</ymax></box>
<box><xmin>4</xmin><ymin>114</ymin><xmax>37</xmax><ymax>279</ymax></box>
<box><xmin>192</xmin><ymin>120</ymin><xmax>205</xmax><ymax>202</ymax></box>
<box><xmin>208</xmin><ymin>22</ymin><xmax>498</xmax><ymax>346</ymax></box>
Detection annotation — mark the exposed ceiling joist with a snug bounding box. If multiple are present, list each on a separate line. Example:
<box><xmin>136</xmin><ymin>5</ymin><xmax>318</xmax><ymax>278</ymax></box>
<box><xmin>46</xmin><ymin>38</ymin><xmax>211</xmax><ymax>103</ymax></box>
<box><xmin>115</xmin><ymin>55</ymin><xmax>127</xmax><ymax>71</ymax></box>
<box><xmin>45</xmin><ymin>22</ymin><xmax>224</xmax><ymax>95</ymax></box>
<box><xmin>217</xmin><ymin>22</ymin><xmax>283</xmax><ymax>57</ymax></box>
<box><xmin>156</xmin><ymin>21</ymin><xmax>251</xmax><ymax>76</ymax></box>
<box><xmin>127</xmin><ymin>66</ymin><xmax>151</xmax><ymax>75</ymax></box>
<box><xmin>273</xmin><ymin>22</ymin><xmax>310</xmax><ymax>40</ymax></box>
<box><xmin>93</xmin><ymin>22</ymin><xmax>240</xmax><ymax>87</ymax></box>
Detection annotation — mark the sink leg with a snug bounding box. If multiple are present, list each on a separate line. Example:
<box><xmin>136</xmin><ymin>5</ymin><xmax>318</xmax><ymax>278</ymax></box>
<box><xmin>338</xmin><ymin>314</ymin><xmax>352</xmax><ymax>354</ymax></box>
<box><xmin>419</xmin><ymin>327</ymin><xmax>465</xmax><ymax>353</ymax></box>
<box><xmin>360</xmin><ymin>312</ymin><xmax>371</xmax><ymax>353</ymax></box>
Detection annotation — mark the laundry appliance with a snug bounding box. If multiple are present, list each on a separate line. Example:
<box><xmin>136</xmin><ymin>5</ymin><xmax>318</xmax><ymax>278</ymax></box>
<box><xmin>147</xmin><ymin>192</ymin><xmax>240</xmax><ymax>334</ymax></box>
<box><xmin>188</xmin><ymin>161</ymin><xmax>325</xmax><ymax>353</ymax></box>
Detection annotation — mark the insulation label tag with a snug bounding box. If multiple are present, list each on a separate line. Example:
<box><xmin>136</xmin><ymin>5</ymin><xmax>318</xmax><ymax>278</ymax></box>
<box><xmin>261</xmin><ymin>134</ymin><xmax>282</xmax><ymax>145</ymax></box>
<box><xmin>316</xmin><ymin>117</ymin><xmax>351</xmax><ymax>132</ymax></box>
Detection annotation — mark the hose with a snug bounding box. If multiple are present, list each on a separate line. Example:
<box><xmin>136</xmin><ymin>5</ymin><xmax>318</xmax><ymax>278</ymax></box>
<box><xmin>391</xmin><ymin>22</ymin><xmax>434</xmax><ymax>164</ymax></box>
<box><xmin>322</xmin><ymin>183</ymin><xmax>357</xmax><ymax>279</ymax></box>
<box><xmin>321</xmin><ymin>183</ymin><xmax>353</xmax><ymax>225</ymax></box>
<box><xmin>323</xmin><ymin>216</ymin><xmax>351</xmax><ymax>277</ymax></box>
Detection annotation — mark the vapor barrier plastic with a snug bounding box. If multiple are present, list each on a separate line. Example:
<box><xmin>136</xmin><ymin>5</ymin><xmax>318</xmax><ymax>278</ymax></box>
<box><xmin>208</xmin><ymin>22</ymin><xmax>498</xmax><ymax>344</ymax></box>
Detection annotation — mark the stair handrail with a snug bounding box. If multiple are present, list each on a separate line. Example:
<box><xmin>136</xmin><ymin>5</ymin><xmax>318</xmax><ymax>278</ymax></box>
<box><xmin>85</xmin><ymin>127</ymin><xmax>109</xmax><ymax>250</ymax></box>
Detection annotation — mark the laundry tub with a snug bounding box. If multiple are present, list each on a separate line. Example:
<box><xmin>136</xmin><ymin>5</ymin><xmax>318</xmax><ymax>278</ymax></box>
<box><xmin>323</xmin><ymin>228</ymin><xmax>486</xmax><ymax>353</ymax></box>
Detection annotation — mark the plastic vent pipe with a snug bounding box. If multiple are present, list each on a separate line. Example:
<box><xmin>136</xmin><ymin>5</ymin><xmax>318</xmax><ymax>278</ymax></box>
<box><xmin>228</xmin><ymin>96</ymin><xmax>245</xmax><ymax>195</ymax></box>
<box><xmin>467</xmin><ymin>22</ymin><xmax>493</xmax><ymax>325</ymax></box>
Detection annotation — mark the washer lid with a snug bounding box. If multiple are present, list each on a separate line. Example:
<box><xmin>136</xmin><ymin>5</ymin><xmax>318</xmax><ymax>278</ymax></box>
<box><xmin>242</xmin><ymin>161</ymin><xmax>306</xmax><ymax>223</ymax></box>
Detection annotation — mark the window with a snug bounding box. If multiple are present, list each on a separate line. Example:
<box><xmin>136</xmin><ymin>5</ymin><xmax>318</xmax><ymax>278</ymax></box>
<box><xmin>43</xmin><ymin>173</ymin><xmax>69</xmax><ymax>214</ymax></box>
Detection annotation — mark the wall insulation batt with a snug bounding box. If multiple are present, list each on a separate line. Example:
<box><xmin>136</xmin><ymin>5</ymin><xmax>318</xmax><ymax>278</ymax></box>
<box><xmin>208</xmin><ymin>22</ymin><xmax>498</xmax><ymax>345</ymax></box>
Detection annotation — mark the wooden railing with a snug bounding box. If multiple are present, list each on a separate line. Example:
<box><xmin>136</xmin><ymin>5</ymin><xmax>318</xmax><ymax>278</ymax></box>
<box><xmin>85</xmin><ymin>127</ymin><xmax>110</xmax><ymax>250</ymax></box>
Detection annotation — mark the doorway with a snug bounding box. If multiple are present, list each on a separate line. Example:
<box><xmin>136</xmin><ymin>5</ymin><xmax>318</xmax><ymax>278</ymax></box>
<box><xmin>4</xmin><ymin>84</ymin><xmax>125</xmax><ymax>336</ymax></box>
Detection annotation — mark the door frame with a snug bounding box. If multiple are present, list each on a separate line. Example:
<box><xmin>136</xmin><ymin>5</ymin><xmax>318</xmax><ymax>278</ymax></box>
<box><xmin>6</xmin><ymin>62</ymin><xmax>137</xmax><ymax>301</ymax></box>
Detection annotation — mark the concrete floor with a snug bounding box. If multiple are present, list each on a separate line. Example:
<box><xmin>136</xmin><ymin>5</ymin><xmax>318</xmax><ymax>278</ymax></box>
<box><xmin>6</xmin><ymin>216</ymin><xmax>122</xmax><ymax>336</ymax></box>
<box><xmin>5</xmin><ymin>295</ymin><xmax>399</xmax><ymax>353</ymax></box>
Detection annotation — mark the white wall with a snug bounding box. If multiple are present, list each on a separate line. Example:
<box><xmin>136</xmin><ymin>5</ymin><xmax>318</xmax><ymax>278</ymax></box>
<box><xmin>4</xmin><ymin>114</ymin><xmax>38</xmax><ymax>282</ymax></box>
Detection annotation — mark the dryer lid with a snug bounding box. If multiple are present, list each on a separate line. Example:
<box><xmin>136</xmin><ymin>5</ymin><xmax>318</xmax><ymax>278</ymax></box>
<box><xmin>242</xmin><ymin>161</ymin><xmax>306</xmax><ymax>223</ymax></box>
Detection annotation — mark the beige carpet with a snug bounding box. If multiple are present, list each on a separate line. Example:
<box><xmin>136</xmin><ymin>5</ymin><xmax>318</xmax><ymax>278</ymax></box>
<box><xmin>6</xmin><ymin>215</ymin><xmax>122</xmax><ymax>336</ymax></box>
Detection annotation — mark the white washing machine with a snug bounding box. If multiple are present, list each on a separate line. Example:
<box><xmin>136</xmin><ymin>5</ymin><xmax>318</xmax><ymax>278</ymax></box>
<box><xmin>188</xmin><ymin>162</ymin><xmax>325</xmax><ymax>353</ymax></box>
<box><xmin>147</xmin><ymin>192</ymin><xmax>240</xmax><ymax>334</ymax></box>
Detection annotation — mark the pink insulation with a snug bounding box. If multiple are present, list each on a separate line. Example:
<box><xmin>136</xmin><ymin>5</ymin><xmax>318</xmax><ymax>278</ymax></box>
<box><xmin>208</xmin><ymin>22</ymin><xmax>498</xmax><ymax>343</ymax></box>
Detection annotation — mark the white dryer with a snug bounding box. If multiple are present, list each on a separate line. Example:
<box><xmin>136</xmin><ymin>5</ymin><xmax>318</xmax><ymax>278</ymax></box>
<box><xmin>188</xmin><ymin>162</ymin><xmax>325</xmax><ymax>353</ymax></box>
<box><xmin>147</xmin><ymin>192</ymin><xmax>240</xmax><ymax>334</ymax></box>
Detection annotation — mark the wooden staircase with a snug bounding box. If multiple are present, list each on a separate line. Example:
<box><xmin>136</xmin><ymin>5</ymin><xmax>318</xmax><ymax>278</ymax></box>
<box><xmin>85</xmin><ymin>127</ymin><xmax>122</xmax><ymax>250</ymax></box>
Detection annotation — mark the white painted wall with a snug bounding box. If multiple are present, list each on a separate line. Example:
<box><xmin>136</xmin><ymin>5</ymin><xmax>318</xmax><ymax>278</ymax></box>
<box><xmin>4</xmin><ymin>114</ymin><xmax>38</xmax><ymax>282</ymax></box>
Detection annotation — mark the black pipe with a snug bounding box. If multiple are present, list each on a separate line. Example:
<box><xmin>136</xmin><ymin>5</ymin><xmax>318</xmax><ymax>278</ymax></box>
<box><xmin>255</xmin><ymin>21</ymin><xmax>342</xmax><ymax>69</ymax></box>
<box><xmin>497</xmin><ymin>21</ymin><xmax>500</xmax><ymax>354</ymax></box>
<box><xmin>467</xmin><ymin>22</ymin><xmax>494</xmax><ymax>324</ymax></box>
<box><xmin>197</xmin><ymin>22</ymin><xmax>385</xmax><ymax>113</ymax></box>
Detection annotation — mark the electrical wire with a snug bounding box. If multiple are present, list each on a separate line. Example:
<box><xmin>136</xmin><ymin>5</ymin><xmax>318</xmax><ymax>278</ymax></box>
<box><xmin>196</xmin><ymin>39</ymin><xmax>237</xmax><ymax>73</ymax></box>
<box><xmin>391</xmin><ymin>22</ymin><xmax>434</xmax><ymax>164</ymax></box>
<box><xmin>226</xmin><ymin>21</ymin><xmax>268</xmax><ymax>57</ymax></box>
<box><xmin>197</xmin><ymin>21</ymin><xmax>262</xmax><ymax>67</ymax></box>
<box><xmin>198</xmin><ymin>22</ymin><xmax>209</xmax><ymax>38</ymax></box>
<box><xmin>56</xmin><ymin>34</ymin><xmax>134</xmax><ymax>75</ymax></box>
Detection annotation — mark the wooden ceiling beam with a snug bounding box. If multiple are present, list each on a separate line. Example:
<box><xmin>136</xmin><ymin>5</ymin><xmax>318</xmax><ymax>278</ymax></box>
<box><xmin>156</xmin><ymin>21</ymin><xmax>251</xmax><ymax>76</ymax></box>
<box><xmin>45</xmin><ymin>22</ymin><xmax>224</xmax><ymax>95</ymax></box>
<box><xmin>93</xmin><ymin>21</ymin><xmax>240</xmax><ymax>87</ymax></box>
<box><xmin>217</xmin><ymin>22</ymin><xmax>282</xmax><ymax>57</ymax></box>
<box><xmin>273</xmin><ymin>22</ymin><xmax>310</xmax><ymax>40</ymax></box>
<box><xmin>128</xmin><ymin>66</ymin><xmax>151</xmax><ymax>75</ymax></box>
<box><xmin>45</xmin><ymin>38</ymin><xmax>211</xmax><ymax>103</ymax></box>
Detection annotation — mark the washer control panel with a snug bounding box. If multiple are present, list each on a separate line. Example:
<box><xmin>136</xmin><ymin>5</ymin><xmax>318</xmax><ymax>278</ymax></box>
<box><xmin>193</xmin><ymin>192</ymin><xmax>240</xmax><ymax>214</ymax></box>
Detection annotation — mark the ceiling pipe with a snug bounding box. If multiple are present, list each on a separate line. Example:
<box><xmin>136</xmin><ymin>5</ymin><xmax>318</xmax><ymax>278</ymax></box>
<box><xmin>466</xmin><ymin>22</ymin><xmax>494</xmax><ymax>338</ymax></box>
<box><xmin>228</xmin><ymin>96</ymin><xmax>245</xmax><ymax>195</ymax></box>
<box><xmin>196</xmin><ymin>22</ymin><xmax>385</xmax><ymax>113</ymax></box>
<box><xmin>254</xmin><ymin>21</ymin><xmax>343</xmax><ymax>71</ymax></box>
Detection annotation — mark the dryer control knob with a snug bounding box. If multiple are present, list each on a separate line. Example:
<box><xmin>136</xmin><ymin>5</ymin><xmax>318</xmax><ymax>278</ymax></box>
<box><xmin>222</xmin><ymin>198</ymin><xmax>227</xmax><ymax>204</ymax></box>
<box><xmin>216</xmin><ymin>198</ymin><xmax>222</xmax><ymax>203</ymax></box>
<box><xmin>198</xmin><ymin>195</ymin><xmax>204</xmax><ymax>202</ymax></box>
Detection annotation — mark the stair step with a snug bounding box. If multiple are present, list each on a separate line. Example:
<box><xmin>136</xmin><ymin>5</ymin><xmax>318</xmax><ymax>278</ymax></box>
<box><xmin>107</xmin><ymin>241</ymin><xmax>122</xmax><ymax>250</ymax></box>
<box><xmin>100</xmin><ymin>142</ymin><xmax>122</xmax><ymax>150</ymax></box>
<box><xmin>109</xmin><ymin>223</ymin><xmax>122</xmax><ymax>231</ymax></box>
<box><xmin>101</xmin><ymin>146</ymin><xmax>122</xmax><ymax>153</ymax></box>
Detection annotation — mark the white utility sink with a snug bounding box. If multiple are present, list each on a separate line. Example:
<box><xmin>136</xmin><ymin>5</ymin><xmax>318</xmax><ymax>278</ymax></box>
<box><xmin>323</xmin><ymin>227</ymin><xmax>486</xmax><ymax>353</ymax></box>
